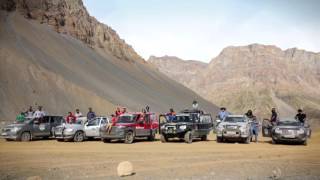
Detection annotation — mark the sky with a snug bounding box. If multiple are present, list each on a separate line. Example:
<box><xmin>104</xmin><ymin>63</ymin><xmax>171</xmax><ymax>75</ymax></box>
<box><xmin>83</xmin><ymin>0</ymin><xmax>320</xmax><ymax>62</ymax></box>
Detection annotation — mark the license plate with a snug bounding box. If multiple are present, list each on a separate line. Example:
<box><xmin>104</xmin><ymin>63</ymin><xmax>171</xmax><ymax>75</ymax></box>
<box><xmin>283</xmin><ymin>134</ymin><xmax>295</xmax><ymax>138</ymax></box>
<box><xmin>226</xmin><ymin>131</ymin><xmax>236</xmax><ymax>135</ymax></box>
<box><xmin>167</xmin><ymin>129</ymin><xmax>174</xmax><ymax>133</ymax></box>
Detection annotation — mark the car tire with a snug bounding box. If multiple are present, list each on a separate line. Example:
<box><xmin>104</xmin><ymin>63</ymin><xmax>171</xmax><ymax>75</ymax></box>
<box><xmin>160</xmin><ymin>134</ymin><xmax>168</xmax><ymax>143</ymax></box>
<box><xmin>272</xmin><ymin>139</ymin><xmax>277</xmax><ymax>144</ymax></box>
<box><xmin>124</xmin><ymin>131</ymin><xmax>134</xmax><ymax>144</ymax></box>
<box><xmin>56</xmin><ymin>139</ymin><xmax>64</xmax><ymax>142</ymax></box>
<box><xmin>20</xmin><ymin>132</ymin><xmax>31</xmax><ymax>142</ymax></box>
<box><xmin>216</xmin><ymin>137</ymin><xmax>222</xmax><ymax>143</ymax></box>
<box><xmin>5</xmin><ymin>138</ymin><xmax>14</xmax><ymax>141</ymax></box>
<box><xmin>201</xmin><ymin>135</ymin><xmax>207</xmax><ymax>141</ymax></box>
<box><xmin>303</xmin><ymin>140</ymin><xmax>308</xmax><ymax>146</ymax></box>
<box><xmin>244</xmin><ymin>137</ymin><xmax>250</xmax><ymax>144</ymax></box>
<box><xmin>184</xmin><ymin>131</ymin><xmax>192</xmax><ymax>144</ymax></box>
<box><xmin>73</xmin><ymin>131</ymin><xmax>84</xmax><ymax>142</ymax></box>
<box><xmin>102</xmin><ymin>138</ymin><xmax>111</xmax><ymax>143</ymax></box>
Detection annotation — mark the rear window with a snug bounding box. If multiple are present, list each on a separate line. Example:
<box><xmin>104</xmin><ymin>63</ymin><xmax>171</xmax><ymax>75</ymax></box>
<box><xmin>118</xmin><ymin>116</ymin><xmax>134</xmax><ymax>123</ymax></box>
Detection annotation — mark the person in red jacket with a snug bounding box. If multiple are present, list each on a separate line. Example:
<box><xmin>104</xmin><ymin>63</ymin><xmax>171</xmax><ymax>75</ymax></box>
<box><xmin>66</xmin><ymin>112</ymin><xmax>76</xmax><ymax>124</ymax></box>
<box><xmin>115</xmin><ymin>107</ymin><xmax>122</xmax><ymax>117</ymax></box>
<box><xmin>107</xmin><ymin>114</ymin><xmax>118</xmax><ymax>134</ymax></box>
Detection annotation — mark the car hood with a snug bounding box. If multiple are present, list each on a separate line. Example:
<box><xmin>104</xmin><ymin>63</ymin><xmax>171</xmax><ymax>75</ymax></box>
<box><xmin>4</xmin><ymin>124</ymin><xmax>25</xmax><ymax>129</ymax></box>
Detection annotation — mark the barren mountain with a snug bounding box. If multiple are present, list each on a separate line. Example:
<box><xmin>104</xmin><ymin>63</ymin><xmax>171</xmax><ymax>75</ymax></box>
<box><xmin>0</xmin><ymin>0</ymin><xmax>218</xmax><ymax>121</ymax></box>
<box><xmin>150</xmin><ymin>44</ymin><xmax>320</xmax><ymax>124</ymax></box>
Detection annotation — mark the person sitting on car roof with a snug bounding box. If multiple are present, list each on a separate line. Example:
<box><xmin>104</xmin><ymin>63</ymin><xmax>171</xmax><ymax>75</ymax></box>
<box><xmin>16</xmin><ymin>112</ymin><xmax>26</xmax><ymax>122</ymax></box>
<box><xmin>66</xmin><ymin>112</ymin><xmax>77</xmax><ymax>124</ymax></box>
<box><xmin>74</xmin><ymin>109</ymin><xmax>83</xmax><ymax>118</ymax></box>
<box><xmin>295</xmin><ymin>109</ymin><xmax>307</xmax><ymax>124</ymax></box>
<box><xmin>25</xmin><ymin>106</ymin><xmax>34</xmax><ymax>119</ymax></box>
<box><xmin>218</xmin><ymin>107</ymin><xmax>230</xmax><ymax>120</ymax></box>
<box><xmin>115</xmin><ymin>107</ymin><xmax>122</xmax><ymax>117</ymax></box>
<box><xmin>121</xmin><ymin>107</ymin><xmax>127</xmax><ymax>114</ymax></box>
<box><xmin>33</xmin><ymin>106</ymin><xmax>46</xmax><ymax>119</ymax></box>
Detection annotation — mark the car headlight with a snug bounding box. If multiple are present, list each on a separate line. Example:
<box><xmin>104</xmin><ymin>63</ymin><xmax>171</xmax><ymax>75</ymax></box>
<box><xmin>239</xmin><ymin>126</ymin><xmax>248</xmax><ymax>132</ymax></box>
<box><xmin>12</xmin><ymin>127</ymin><xmax>22</xmax><ymax>132</ymax></box>
<box><xmin>179</xmin><ymin>125</ymin><xmax>187</xmax><ymax>130</ymax></box>
<box><xmin>275</xmin><ymin>128</ymin><xmax>282</xmax><ymax>134</ymax></box>
<box><xmin>297</xmin><ymin>128</ymin><xmax>304</xmax><ymax>134</ymax></box>
<box><xmin>64</xmin><ymin>128</ymin><xmax>74</xmax><ymax>132</ymax></box>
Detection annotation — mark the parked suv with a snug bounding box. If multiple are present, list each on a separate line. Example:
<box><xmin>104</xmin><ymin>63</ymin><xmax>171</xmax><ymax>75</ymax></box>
<box><xmin>100</xmin><ymin>112</ymin><xmax>159</xmax><ymax>144</ymax></box>
<box><xmin>159</xmin><ymin>109</ymin><xmax>213</xmax><ymax>143</ymax></box>
<box><xmin>1</xmin><ymin>116</ymin><xmax>64</xmax><ymax>141</ymax></box>
<box><xmin>54</xmin><ymin>116</ymin><xmax>109</xmax><ymax>142</ymax></box>
<box><xmin>262</xmin><ymin>119</ymin><xmax>310</xmax><ymax>145</ymax></box>
<box><xmin>215</xmin><ymin>115</ymin><xmax>252</xmax><ymax>143</ymax></box>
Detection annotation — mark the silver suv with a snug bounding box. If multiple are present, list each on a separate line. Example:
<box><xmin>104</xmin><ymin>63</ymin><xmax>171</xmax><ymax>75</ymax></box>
<box><xmin>216</xmin><ymin>115</ymin><xmax>252</xmax><ymax>143</ymax></box>
<box><xmin>54</xmin><ymin>116</ymin><xmax>109</xmax><ymax>142</ymax></box>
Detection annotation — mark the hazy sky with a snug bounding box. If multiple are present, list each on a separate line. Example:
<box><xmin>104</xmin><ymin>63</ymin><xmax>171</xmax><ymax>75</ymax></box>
<box><xmin>83</xmin><ymin>0</ymin><xmax>320</xmax><ymax>62</ymax></box>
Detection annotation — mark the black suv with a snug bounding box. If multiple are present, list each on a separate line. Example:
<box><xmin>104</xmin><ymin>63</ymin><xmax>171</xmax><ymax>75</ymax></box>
<box><xmin>159</xmin><ymin>109</ymin><xmax>213</xmax><ymax>143</ymax></box>
<box><xmin>1</xmin><ymin>116</ymin><xmax>64</xmax><ymax>141</ymax></box>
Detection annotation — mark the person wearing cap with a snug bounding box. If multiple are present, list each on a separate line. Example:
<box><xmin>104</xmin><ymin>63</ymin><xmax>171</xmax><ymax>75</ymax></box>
<box><xmin>295</xmin><ymin>109</ymin><xmax>306</xmax><ymax>124</ymax></box>
<box><xmin>218</xmin><ymin>107</ymin><xmax>229</xmax><ymax>120</ymax></box>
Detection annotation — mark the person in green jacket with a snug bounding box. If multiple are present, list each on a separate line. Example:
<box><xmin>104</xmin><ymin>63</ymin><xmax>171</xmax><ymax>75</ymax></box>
<box><xmin>16</xmin><ymin>112</ymin><xmax>26</xmax><ymax>122</ymax></box>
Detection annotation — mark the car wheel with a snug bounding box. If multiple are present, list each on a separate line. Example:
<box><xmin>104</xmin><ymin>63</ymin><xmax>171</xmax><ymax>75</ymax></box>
<box><xmin>303</xmin><ymin>140</ymin><xmax>308</xmax><ymax>146</ymax></box>
<box><xmin>184</xmin><ymin>131</ymin><xmax>192</xmax><ymax>144</ymax></box>
<box><xmin>201</xmin><ymin>135</ymin><xmax>207</xmax><ymax>141</ymax></box>
<box><xmin>272</xmin><ymin>139</ymin><xmax>277</xmax><ymax>144</ymax></box>
<box><xmin>102</xmin><ymin>138</ymin><xmax>111</xmax><ymax>143</ymax></box>
<box><xmin>124</xmin><ymin>131</ymin><xmax>134</xmax><ymax>144</ymax></box>
<box><xmin>244</xmin><ymin>137</ymin><xmax>250</xmax><ymax>144</ymax></box>
<box><xmin>5</xmin><ymin>138</ymin><xmax>14</xmax><ymax>141</ymax></box>
<box><xmin>216</xmin><ymin>137</ymin><xmax>222</xmax><ymax>143</ymax></box>
<box><xmin>20</xmin><ymin>132</ymin><xmax>31</xmax><ymax>142</ymax></box>
<box><xmin>160</xmin><ymin>134</ymin><xmax>168</xmax><ymax>143</ymax></box>
<box><xmin>73</xmin><ymin>131</ymin><xmax>84</xmax><ymax>142</ymax></box>
<box><xmin>56</xmin><ymin>139</ymin><xmax>64</xmax><ymax>142</ymax></box>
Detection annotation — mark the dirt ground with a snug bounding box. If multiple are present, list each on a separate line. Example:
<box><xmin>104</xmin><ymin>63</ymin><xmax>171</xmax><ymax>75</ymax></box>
<box><xmin>0</xmin><ymin>132</ymin><xmax>320</xmax><ymax>180</ymax></box>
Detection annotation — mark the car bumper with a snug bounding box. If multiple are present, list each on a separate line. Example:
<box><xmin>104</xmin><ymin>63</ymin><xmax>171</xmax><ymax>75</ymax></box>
<box><xmin>272</xmin><ymin>133</ymin><xmax>306</xmax><ymax>142</ymax></box>
<box><xmin>100</xmin><ymin>128</ymin><xmax>125</xmax><ymax>139</ymax></box>
<box><xmin>1</xmin><ymin>132</ymin><xmax>18</xmax><ymax>140</ymax></box>
<box><xmin>217</xmin><ymin>130</ymin><xmax>250</xmax><ymax>138</ymax></box>
<box><xmin>54</xmin><ymin>131</ymin><xmax>75</xmax><ymax>140</ymax></box>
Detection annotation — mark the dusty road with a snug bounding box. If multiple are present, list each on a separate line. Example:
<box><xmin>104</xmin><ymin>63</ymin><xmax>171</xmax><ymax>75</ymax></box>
<box><xmin>0</xmin><ymin>133</ymin><xmax>320</xmax><ymax>180</ymax></box>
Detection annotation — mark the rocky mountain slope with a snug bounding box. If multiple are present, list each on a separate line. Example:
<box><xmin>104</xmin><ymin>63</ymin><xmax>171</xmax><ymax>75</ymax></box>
<box><xmin>149</xmin><ymin>44</ymin><xmax>320</xmax><ymax>124</ymax></box>
<box><xmin>0</xmin><ymin>0</ymin><xmax>218</xmax><ymax>121</ymax></box>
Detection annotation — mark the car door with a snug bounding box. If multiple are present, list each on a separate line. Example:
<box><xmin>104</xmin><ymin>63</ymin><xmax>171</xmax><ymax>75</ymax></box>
<box><xmin>135</xmin><ymin>114</ymin><xmax>146</xmax><ymax>137</ymax></box>
<box><xmin>262</xmin><ymin>119</ymin><xmax>272</xmax><ymax>137</ymax></box>
<box><xmin>32</xmin><ymin>116</ymin><xmax>51</xmax><ymax>137</ymax></box>
<box><xmin>85</xmin><ymin>118</ymin><xmax>100</xmax><ymax>137</ymax></box>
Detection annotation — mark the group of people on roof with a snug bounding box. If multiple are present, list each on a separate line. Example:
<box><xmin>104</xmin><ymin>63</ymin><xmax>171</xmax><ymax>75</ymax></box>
<box><xmin>16</xmin><ymin>106</ymin><xmax>46</xmax><ymax>122</ymax></box>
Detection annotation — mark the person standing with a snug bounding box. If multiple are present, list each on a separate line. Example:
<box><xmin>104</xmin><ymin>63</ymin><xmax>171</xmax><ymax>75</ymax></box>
<box><xmin>245</xmin><ymin>110</ymin><xmax>259</xmax><ymax>142</ymax></box>
<box><xmin>166</xmin><ymin>108</ymin><xmax>176</xmax><ymax>122</ymax></box>
<box><xmin>121</xmin><ymin>107</ymin><xmax>127</xmax><ymax>114</ymax></box>
<box><xmin>270</xmin><ymin>108</ymin><xmax>278</xmax><ymax>125</ymax></box>
<box><xmin>87</xmin><ymin>107</ymin><xmax>96</xmax><ymax>121</ymax></box>
<box><xmin>74</xmin><ymin>109</ymin><xmax>83</xmax><ymax>118</ymax></box>
<box><xmin>295</xmin><ymin>109</ymin><xmax>307</xmax><ymax>124</ymax></box>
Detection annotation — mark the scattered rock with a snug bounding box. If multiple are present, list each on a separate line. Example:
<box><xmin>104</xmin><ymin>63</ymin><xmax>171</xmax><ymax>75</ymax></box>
<box><xmin>270</xmin><ymin>168</ymin><xmax>282</xmax><ymax>180</ymax></box>
<box><xmin>117</xmin><ymin>161</ymin><xmax>135</xmax><ymax>177</ymax></box>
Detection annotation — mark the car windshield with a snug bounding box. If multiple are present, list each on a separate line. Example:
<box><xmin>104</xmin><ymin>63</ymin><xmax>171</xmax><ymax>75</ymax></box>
<box><xmin>224</xmin><ymin>116</ymin><xmax>245</xmax><ymax>123</ymax></box>
<box><xmin>172</xmin><ymin>115</ymin><xmax>191</xmax><ymax>123</ymax></box>
<box><xmin>118</xmin><ymin>115</ymin><xmax>134</xmax><ymax>123</ymax></box>
<box><xmin>278</xmin><ymin>121</ymin><xmax>301</xmax><ymax>126</ymax></box>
